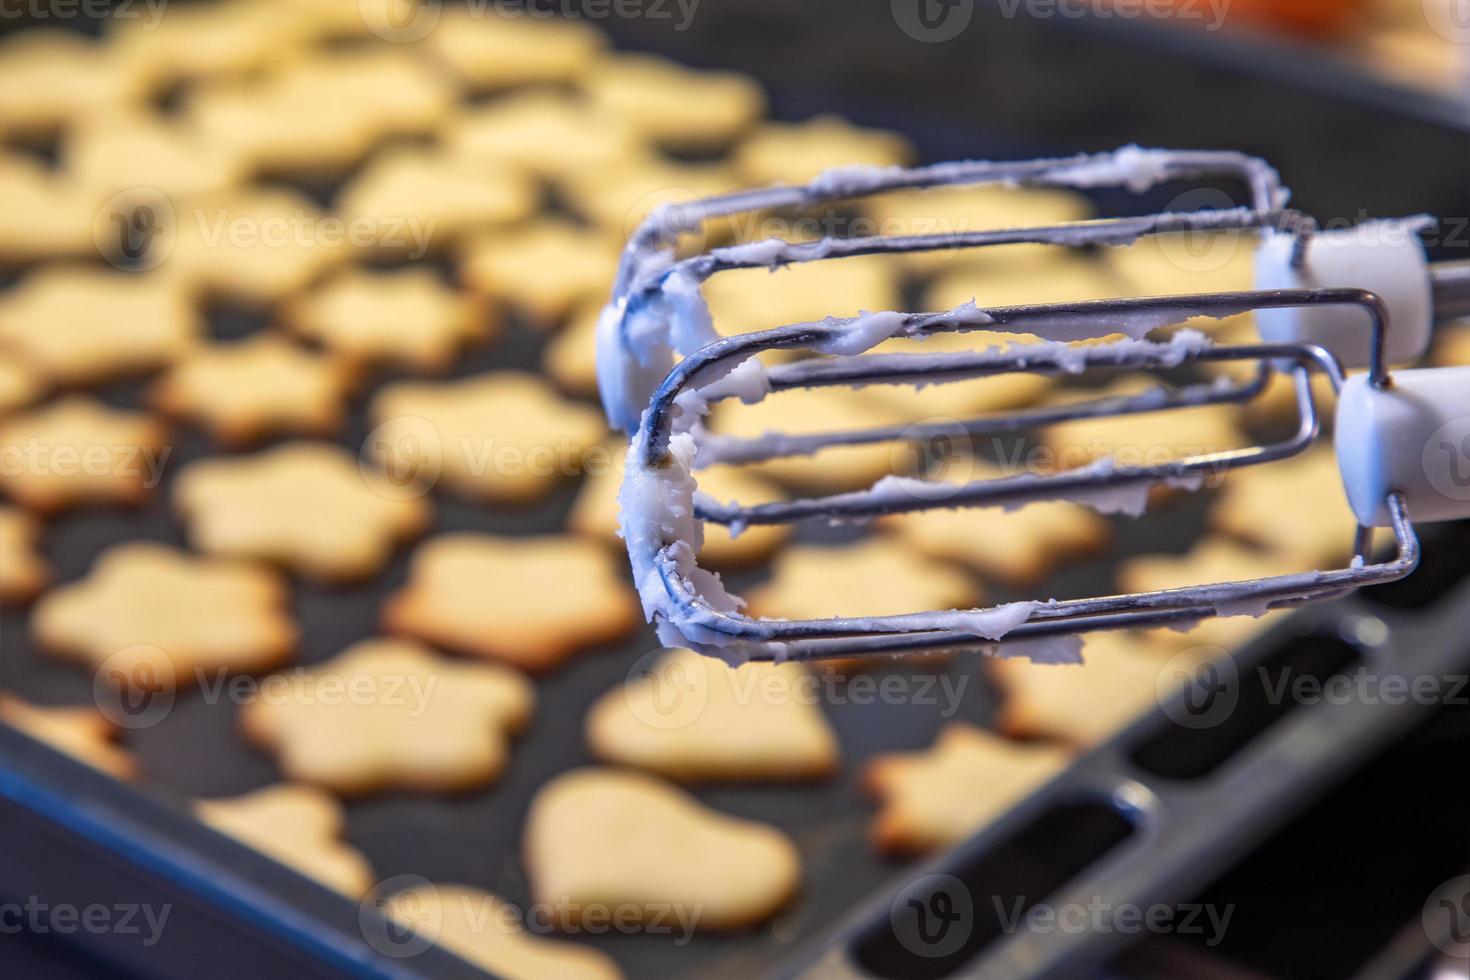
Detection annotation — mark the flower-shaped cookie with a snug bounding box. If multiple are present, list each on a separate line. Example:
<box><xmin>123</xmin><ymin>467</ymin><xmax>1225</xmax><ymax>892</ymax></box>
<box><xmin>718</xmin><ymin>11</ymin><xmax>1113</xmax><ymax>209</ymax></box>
<box><xmin>0</xmin><ymin>265</ymin><xmax>198</xmax><ymax>383</ymax></box>
<box><xmin>0</xmin><ymin>694</ymin><xmax>138</xmax><ymax>779</ymax></box>
<box><xmin>153</xmin><ymin>336</ymin><xmax>353</xmax><ymax>446</ymax></box>
<box><xmin>0</xmin><ymin>506</ymin><xmax>50</xmax><ymax>603</ymax></box>
<box><xmin>174</xmin><ymin>442</ymin><xmax>429</xmax><ymax>582</ymax></box>
<box><xmin>383</xmin><ymin>884</ymin><xmax>621</xmax><ymax>980</ymax></box>
<box><xmin>195</xmin><ymin>784</ymin><xmax>374</xmax><ymax>896</ymax></box>
<box><xmin>865</xmin><ymin>724</ymin><xmax>1074</xmax><ymax>855</ymax></box>
<box><xmin>368</xmin><ymin>371</ymin><xmax>606</xmax><ymax>504</ymax></box>
<box><xmin>383</xmin><ymin>533</ymin><xmax>639</xmax><ymax>673</ymax></box>
<box><xmin>459</xmin><ymin>219</ymin><xmax>621</xmax><ymax>325</ymax></box>
<box><xmin>586</xmin><ymin>648</ymin><xmax>838</xmax><ymax>782</ymax></box>
<box><xmin>32</xmin><ymin>542</ymin><xmax>296</xmax><ymax>690</ymax></box>
<box><xmin>241</xmin><ymin>638</ymin><xmax>533</xmax><ymax>794</ymax></box>
<box><xmin>0</xmin><ymin>397</ymin><xmax>169</xmax><ymax>512</ymax></box>
<box><xmin>526</xmin><ymin>768</ymin><xmax>800</xmax><ymax>931</ymax></box>
<box><xmin>284</xmin><ymin>267</ymin><xmax>491</xmax><ymax>372</ymax></box>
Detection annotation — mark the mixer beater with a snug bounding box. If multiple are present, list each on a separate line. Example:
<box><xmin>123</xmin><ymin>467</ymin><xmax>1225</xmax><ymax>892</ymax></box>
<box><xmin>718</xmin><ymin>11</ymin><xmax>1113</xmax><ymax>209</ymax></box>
<box><xmin>595</xmin><ymin>147</ymin><xmax>1470</xmax><ymax>664</ymax></box>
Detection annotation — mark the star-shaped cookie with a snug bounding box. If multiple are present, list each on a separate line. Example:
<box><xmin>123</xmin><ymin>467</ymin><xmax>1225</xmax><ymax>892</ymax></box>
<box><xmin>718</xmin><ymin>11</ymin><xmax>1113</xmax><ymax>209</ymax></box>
<box><xmin>32</xmin><ymin>542</ymin><xmax>296</xmax><ymax>690</ymax></box>
<box><xmin>586</xmin><ymin>648</ymin><xmax>839</xmax><ymax>782</ymax></box>
<box><xmin>383</xmin><ymin>533</ymin><xmax>639</xmax><ymax>673</ymax></box>
<box><xmin>0</xmin><ymin>397</ymin><xmax>169</xmax><ymax>512</ymax></box>
<box><xmin>368</xmin><ymin>371</ymin><xmax>606</xmax><ymax>504</ymax></box>
<box><xmin>195</xmin><ymin>784</ymin><xmax>374</xmax><ymax>896</ymax></box>
<box><xmin>0</xmin><ymin>265</ymin><xmax>199</xmax><ymax>383</ymax></box>
<box><xmin>864</xmin><ymin>724</ymin><xmax>1074</xmax><ymax>854</ymax></box>
<box><xmin>1211</xmin><ymin>448</ymin><xmax>1356</xmax><ymax>567</ymax></box>
<box><xmin>284</xmin><ymin>267</ymin><xmax>491</xmax><ymax>372</ymax></box>
<box><xmin>241</xmin><ymin>638</ymin><xmax>533</xmax><ymax>794</ymax></box>
<box><xmin>174</xmin><ymin>442</ymin><xmax>430</xmax><ymax>582</ymax></box>
<box><xmin>153</xmin><ymin>336</ymin><xmax>353</xmax><ymax>446</ymax></box>
<box><xmin>459</xmin><ymin>219</ymin><xmax>621</xmax><ymax>325</ymax></box>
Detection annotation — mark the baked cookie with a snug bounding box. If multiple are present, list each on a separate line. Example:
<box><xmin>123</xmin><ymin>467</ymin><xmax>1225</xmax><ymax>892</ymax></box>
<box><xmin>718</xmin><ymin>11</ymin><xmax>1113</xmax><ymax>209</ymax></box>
<box><xmin>33</xmin><ymin>542</ymin><xmax>296</xmax><ymax>690</ymax></box>
<box><xmin>383</xmin><ymin>533</ymin><xmax>640</xmax><ymax>673</ymax></box>
<box><xmin>1212</xmin><ymin>448</ymin><xmax>1356</xmax><ymax>567</ymax></box>
<box><xmin>0</xmin><ymin>153</ymin><xmax>96</xmax><ymax>263</ymax></box>
<box><xmin>165</xmin><ymin>188</ymin><xmax>349</xmax><ymax>302</ymax></box>
<box><xmin>1119</xmin><ymin>538</ymin><xmax>1299</xmax><ymax>650</ymax></box>
<box><xmin>110</xmin><ymin>0</ymin><xmax>301</xmax><ymax>93</ymax></box>
<box><xmin>174</xmin><ymin>443</ymin><xmax>429</xmax><ymax>582</ymax></box>
<box><xmin>990</xmin><ymin>630</ymin><xmax>1174</xmax><ymax>746</ymax></box>
<box><xmin>0</xmin><ymin>397</ymin><xmax>169</xmax><ymax>512</ymax></box>
<box><xmin>0</xmin><ymin>506</ymin><xmax>50</xmax><ymax>604</ymax></box>
<box><xmin>864</xmin><ymin>724</ymin><xmax>1074</xmax><ymax>854</ymax></box>
<box><xmin>368</xmin><ymin>371</ymin><xmax>606</xmax><ymax>504</ymax></box>
<box><xmin>586</xmin><ymin>648</ymin><xmax>839</xmax><ymax>782</ymax></box>
<box><xmin>0</xmin><ymin>350</ymin><xmax>44</xmax><ymax>417</ymax></box>
<box><xmin>1106</xmin><ymin>230</ymin><xmax>1258</xmax><ymax>334</ymax></box>
<box><xmin>733</xmin><ymin>115</ymin><xmax>914</xmax><ymax>186</ymax></box>
<box><xmin>581</xmin><ymin>53</ymin><xmax>766</xmax><ymax>152</ymax></box>
<box><xmin>745</xmin><ymin>537</ymin><xmax>981</xmax><ymax>623</ymax></box>
<box><xmin>558</xmin><ymin>159</ymin><xmax>740</xmax><ymax>241</ymax></box>
<box><xmin>525</xmin><ymin>768</ymin><xmax>801</xmax><ymax>931</ymax></box>
<box><xmin>284</xmin><ymin>267</ymin><xmax>490</xmax><ymax>372</ymax></box>
<box><xmin>923</xmin><ymin>250</ymin><xmax>1128</xmax><ymax>313</ymax></box>
<box><xmin>64</xmin><ymin>111</ymin><xmax>246</xmax><ymax>202</ymax></box>
<box><xmin>382</xmin><ymin>884</ymin><xmax>622</xmax><ymax>980</ymax></box>
<box><xmin>241</xmin><ymin>639</ymin><xmax>533</xmax><ymax>795</ymax></box>
<box><xmin>0</xmin><ymin>266</ymin><xmax>198</xmax><ymax>384</ymax></box>
<box><xmin>541</xmin><ymin>301</ymin><xmax>604</xmax><ymax>397</ymax></box>
<box><xmin>459</xmin><ymin>220</ymin><xmax>621</xmax><ymax>326</ymax></box>
<box><xmin>1044</xmin><ymin>375</ymin><xmax>1244</xmax><ymax>478</ymax></box>
<box><xmin>335</xmin><ymin>148</ymin><xmax>538</xmax><ymax>255</ymax></box>
<box><xmin>443</xmin><ymin>91</ymin><xmax>649</xmax><ymax>180</ymax></box>
<box><xmin>864</xmin><ymin>185</ymin><xmax>1094</xmax><ymax>274</ymax></box>
<box><xmin>881</xmin><ymin>464</ymin><xmax>1111</xmax><ymax>586</ymax></box>
<box><xmin>195</xmin><ymin>784</ymin><xmax>374</xmax><ymax>896</ymax></box>
<box><xmin>419</xmin><ymin>7</ymin><xmax>606</xmax><ymax>90</ymax></box>
<box><xmin>152</xmin><ymin>336</ymin><xmax>353</xmax><ymax>446</ymax></box>
<box><xmin>706</xmin><ymin>386</ymin><xmax>912</xmax><ymax>492</ymax></box>
<box><xmin>568</xmin><ymin>443</ymin><xmax>792</xmax><ymax>568</ymax></box>
<box><xmin>703</xmin><ymin>254</ymin><xmax>905</xmax><ymax>336</ymax></box>
<box><xmin>0</xmin><ymin>29</ymin><xmax>135</xmax><ymax>137</ymax></box>
<box><xmin>0</xmin><ymin>695</ymin><xmax>138</xmax><ymax>779</ymax></box>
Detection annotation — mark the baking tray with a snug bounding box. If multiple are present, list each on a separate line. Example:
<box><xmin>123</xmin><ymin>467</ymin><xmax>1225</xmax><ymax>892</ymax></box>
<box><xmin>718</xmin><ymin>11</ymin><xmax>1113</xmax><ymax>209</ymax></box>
<box><xmin>2</xmin><ymin>5</ymin><xmax>1469</xmax><ymax>979</ymax></box>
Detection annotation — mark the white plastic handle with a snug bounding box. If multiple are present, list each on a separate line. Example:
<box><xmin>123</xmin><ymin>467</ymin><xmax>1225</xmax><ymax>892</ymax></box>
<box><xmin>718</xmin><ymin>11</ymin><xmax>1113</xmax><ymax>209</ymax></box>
<box><xmin>1335</xmin><ymin>366</ymin><xmax>1470</xmax><ymax>527</ymax></box>
<box><xmin>1255</xmin><ymin>219</ymin><xmax>1434</xmax><ymax>369</ymax></box>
